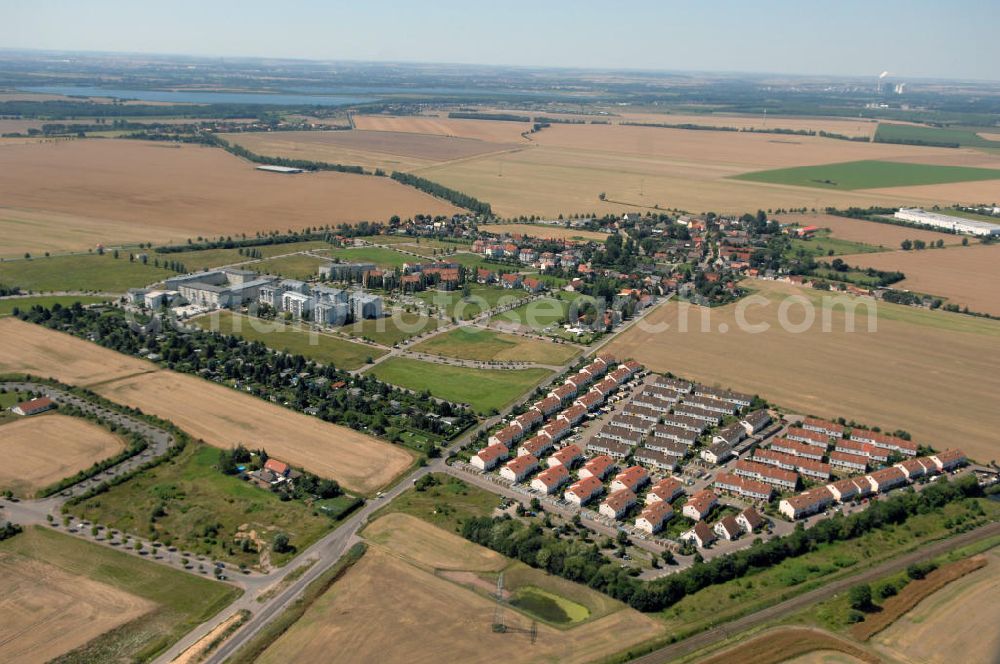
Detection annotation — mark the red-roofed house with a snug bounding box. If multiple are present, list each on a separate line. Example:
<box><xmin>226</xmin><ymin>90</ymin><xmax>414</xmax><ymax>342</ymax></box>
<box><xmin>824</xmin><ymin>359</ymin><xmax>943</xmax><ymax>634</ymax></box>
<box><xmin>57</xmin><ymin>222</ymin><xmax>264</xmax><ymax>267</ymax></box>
<box><xmin>540</xmin><ymin>418</ymin><xmax>572</xmax><ymax>443</ymax></box>
<box><xmin>714</xmin><ymin>515</ymin><xmax>742</xmax><ymax>541</ymax></box>
<box><xmin>549</xmin><ymin>383</ymin><xmax>578</xmax><ymax>404</ymax></box>
<box><xmin>548</xmin><ymin>444</ymin><xmax>583</xmax><ymax>468</ymax></box>
<box><xmin>518</xmin><ymin>435</ymin><xmax>554</xmax><ymax>459</ymax></box>
<box><xmin>610</xmin><ymin>465</ymin><xmax>650</xmax><ymax>493</ymax></box>
<box><xmin>565</xmin><ymin>476</ymin><xmax>604</xmax><ymax>506</ymax></box>
<box><xmin>736</xmin><ymin>507</ymin><xmax>766</xmax><ymax>533</ymax></box>
<box><xmin>500</xmin><ymin>273</ymin><xmax>522</xmax><ymax>289</ymax></box>
<box><xmin>531</xmin><ymin>464</ymin><xmax>570</xmax><ymax>494</ymax></box>
<box><xmin>866</xmin><ymin>467</ymin><xmax>907</xmax><ymax>493</ymax></box>
<box><xmin>682</xmin><ymin>521</ymin><xmax>716</xmax><ymax>548</ymax></box>
<box><xmin>646</xmin><ymin>477</ymin><xmax>684</xmax><ymax>505</ymax></box>
<box><xmin>682</xmin><ymin>490</ymin><xmax>718</xmax><ymax>520</ymax></box>
<box><xmin>579</xmin><ymin>454</ymin><xmax>615</xmax><ymax>480</ymax></box>
<box><xmin>930</xmin><ymin>449</ymin><xmax>967</xmax><ymax>472</ymax></box>
<box><xmin>599</xmin><ymin>489</ymin><xmax>637</xmax><ymax>520</ymax></box>
<box><xmin>636</xmin><ymin>501</ymin><xmax>674</xmax><ymax>534</ymax></box>
<box><xmin>489</xmin><ymin>426</ymin><xmax>522</xmax><ymax>448</ymax></box>
<box><xmin>471</xmin><ymin>443</ymin><xmax>509</xmax><ymax>471</ymax></box>
<box><xmin>574</xmin><ymin>390</ymin><xmax>604</xmax><ymax>411</ymax></box>
<box><xmin>803</xmin><ymin>417</ymin><xmax>845</xmax><ymax>438</ymax></box>
<box><xmin>264</xmin><ymin>458</ymin><xmax>290</xmax><ymax>477</ymax></box>
<box><xmin>779</xmin><ymin>487</ymin><xmax>834</xmax><ymax>520</ymax></box>
<box><xmin>10</xmin><ymin>396</ymin><xmax>55</xmax><ymax>416</ymax></box>
<box><xmin>532</xmin><ymin>396</ymin><xmax>562</xmax><ymax>416</ymax></box>
<box><xmin>558</xmin><ymin>404</ymin><xmax>588</xmax><ymax>427</ymax></box>
<box><xmin>500</xmin><ymin>454</ymin><xmax>538</xmax><ymax>482</ymax></box>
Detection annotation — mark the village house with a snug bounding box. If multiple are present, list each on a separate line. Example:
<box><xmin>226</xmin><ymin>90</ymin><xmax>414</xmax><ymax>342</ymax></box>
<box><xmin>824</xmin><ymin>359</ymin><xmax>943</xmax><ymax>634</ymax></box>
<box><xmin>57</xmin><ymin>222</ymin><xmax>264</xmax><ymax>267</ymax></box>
<box><xmin>849</xmin><ymin>430</ymin><xmax>918</xmax><ymax>456</ymax></box>
<box><xmin>672</xmin><ymin>404</ymin><xmax>721</xmax><ymax>426</ymax></box>
<box><xmin>753</xmin><ymin>449</ymin><xmax>831</xmax><ymax>481</ymax></box>
<box><xmin>612</xmin><ymin>414</ymin><xmax>655</xmax><ymax>434</ymax></box>
<box><xmin>489</xmin><ymin>425</ymin><xmax>521</xmax><ymax>448</ymax></box>
<box><xmin>622</xmin><ymin>404</ymin><xmax>662</xmax><ymax>423</ymax></box>
<box><xmin>636</xmin><ymin>501</ymin><xmax>674</xmax><ymax>534</ymax></box>
<box><xmin>518</xmin><ymin>435</ymin><xmax>554</xmax><ymax>458</ymax></box>
<box><xmin>548</xmin><ymin>444</ymin><xmax>583</xmax><ymax>468</ymax></box>
<box><xmin>642</xmin><ymin>438</ymin><xmax>687</xmax><ymax>459</ymax></box>
<box><xmin>802</xmin><ymin>417</ymin><xmax>845</xmax><ymax>439</ymax></box>
<box><xmin>586</xmin><ymin>437</ymin><xmax>632</xmax><ymax>459</ymax></box>
<box><xmin>700</xmin><ymin>441</ymin><xmax>734</xmax><ymax>465</ymax></box>
<box><xmin>599</xmin><ymin>424</ymin><xmax>644</xmax><ymax>446</ymax></box>
<box><xmin>712</xmin><ymin>422</ymin><xmax>747</xmax><ymax>447</ymax></box>
<box><xmin>682</xmin><ymin>490</ymin><xmax>719</xmax><ymax>520</ymax></box>
<box><xmin>865</xmin><ymin>466</ymin><xmax>908</xmax><ymax>493</ymax></box>
<box><xmin>740</xmin><ymin>409</ymin><xmax>773</xmax><ymax>436</ymax></box>
<box><xmin>10</xmin><ymin>396</ymin><xmax>56</xmax><ymax>416</ymax></box>
<box><xmin>692</xmin><ymin>386</ymin><xmax>753</xmax><ymax>408</ymax></box>
<box><xmin>771</xmin><ymin>437</ymin><xmax>826</xmax><ymax>461</ymax></box>
<box><xmin>574</xmin><ymin>390</ymin><xmax>604</xmax><ymax>412</ymax></box>
<box><xmin>686</xmin><ymin>395</ymin><xmax>737</xmax><ymax>415</ymax></box>
<box><xmin>661</xmin><ymin>413</ymin><xmax>706</xmax><ymax>433</ymax></box>
<box><xmin>655</xmin><ymin>376</ymin><xmax>692</xmax><ymax>394</ymax></box>
<box><xmin>894</xmin><ymin>458</ymin><xmax>928</xmax><ymax>480</ymax></box>
<box><xmin>471</xmin><ymin>443</ymin><xmax>508</xmax><ymax>471</ymax></box>
<box><xmin>736</xmin><ymin>507</ymin><xmax>766</xmax><ymax>534</ymax></box>
<box><xmin>651</xmin><ymin>423</ymin><xmax>698</xmax><ymax>446</ymax></box>
<box><xmin>549</xmin><ymin>383</ymin><xmax>578</xmax><ymax>404</ymax></box>
<box><xmin>646</xmin><ymin>477</ymin><xmax>684</xmax><ymax>505</ymax></box>
<box><xmin>714</xmin><ymin>472</ymin><xmax>773</xmax><ymax>502</ymax></box>
<box><xmin>564</xmin><ymin>476</ymin><xmax>604</xmax><ymax>506</ymax></box>
<box><xmin>500</xmin><ymin>273</ymin><xmax>523</xmax><ymax>289</ymax></box>
<box><xmin>599</xmin><ymin>488</ymin><xmax>637</xmax><ymax>520</ymax></box>
<box><xmin>825</xmin><ymin>477</ymin><xmax>864</xmax><ymax>502</ymax></box>
<box><xmin>532</xmin><ymin>395</ymin><xmax>562</xmax><ymax>417</ymax></box>
<box><xmin>500</xmin><ymin>454</ymin><xmax>539</xmax><ymax>483</ymax></box>
<box><xmin>566</xmin><ymin>371</ymin><xmax>594</xmax><ymax>391</ymax></box>
<box><xmin>735</xmin><ymin>459</ymin><xmax>798</xmax><ymax>490</ymax></box>
<box><xmin>714</xmin><ymin>515</ymin><xmax>742</xmax><ymax>541</ymax></box>
<box><xmin>610</xmin><ymin>465</ymin><xmax>650</xmax><ymax>493</ymax></box>
<box><xmin>531</xmin><ymin>464</ymin><xmax>570</xmax><ymax>495</ymax></box>
<box><xmin>540</xmin><ymin>418</ymin><xmax>572</xmax><ymax>444</ymax></box>
<box><xmin>930</xmin><ymin>449</ymin><xmax>967</xmax><ymax>472</ymax></box>
<box><xmin>512</xmin><ymin>409</ymin><xmax>543</xmax><ymax>434</ymax></box>
<box><xmin>558</xmin><ymin>404</ymin><xmax>588</xmax><ymax>427</ymax></box>
<box><xmin>633</xmin><ymin>448</ymin><xmax>678</xmax><ymax>472</ymax></box>
<box><xmin>786</xmin><ymin>426</ymin><xmax>833</xmax><ymax>449</ymax></box>
<box><xmin>681</xmin><ymin>521</ymin><xmax>717</xmax><ymax>548</ymax></box>
<box><xmin>778</xmin><ymin>487</ymin><xmax>834</xmax><ymax>520</ymax></box>
<box><xmin>579</xmin><ymin>454</ymin><xmax>615</xmax><ymax>480</ymax></box>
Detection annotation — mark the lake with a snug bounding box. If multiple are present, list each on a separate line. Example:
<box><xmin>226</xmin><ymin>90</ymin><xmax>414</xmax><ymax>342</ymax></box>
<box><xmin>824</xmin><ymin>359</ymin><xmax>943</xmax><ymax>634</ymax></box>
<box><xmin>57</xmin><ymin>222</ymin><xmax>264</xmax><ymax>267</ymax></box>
<box><xmin>20</xmin><ymin>86</ymin><xmax>377</xmax><ymax>107</ymax></box>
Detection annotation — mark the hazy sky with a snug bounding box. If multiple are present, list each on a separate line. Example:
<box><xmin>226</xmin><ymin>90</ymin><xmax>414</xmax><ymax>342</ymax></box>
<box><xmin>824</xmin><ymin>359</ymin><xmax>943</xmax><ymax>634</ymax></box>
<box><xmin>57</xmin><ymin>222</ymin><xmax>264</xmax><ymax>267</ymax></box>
<box><xmin>5</xmin><ymin>0</ymin><xmax>999</xmax><ymax>80</ymax></box>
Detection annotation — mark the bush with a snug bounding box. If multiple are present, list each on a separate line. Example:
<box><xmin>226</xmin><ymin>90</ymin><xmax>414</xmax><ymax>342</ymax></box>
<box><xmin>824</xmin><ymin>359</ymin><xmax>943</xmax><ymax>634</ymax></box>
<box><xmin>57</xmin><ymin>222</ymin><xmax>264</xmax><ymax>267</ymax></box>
<box><xmin>848</xmin><ymin>583</ymin><xmax>873</xmax><ymax>611</ymax></box>
<box><xmin>876</xmin><ymin>581</ymin><xmax>898</xmax><ymax>599</ymax></box>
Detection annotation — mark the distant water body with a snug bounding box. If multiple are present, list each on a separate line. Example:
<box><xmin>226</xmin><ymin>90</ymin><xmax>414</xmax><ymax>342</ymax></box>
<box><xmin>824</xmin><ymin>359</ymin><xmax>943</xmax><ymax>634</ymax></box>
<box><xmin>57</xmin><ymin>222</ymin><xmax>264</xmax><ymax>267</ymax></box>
<box><xmin>21</xmin><ymin>86</ymin><xmax>377</xmax><ymax>106</ymax></box>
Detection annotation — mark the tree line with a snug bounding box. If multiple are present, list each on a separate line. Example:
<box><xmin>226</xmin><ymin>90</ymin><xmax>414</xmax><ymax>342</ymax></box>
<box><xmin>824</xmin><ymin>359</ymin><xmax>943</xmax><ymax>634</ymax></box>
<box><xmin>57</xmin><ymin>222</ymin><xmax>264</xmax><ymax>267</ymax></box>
<box><xmin>390</xmin><ymin>171</ymin><xmax>492</xmax><ymax>215</ymax></box>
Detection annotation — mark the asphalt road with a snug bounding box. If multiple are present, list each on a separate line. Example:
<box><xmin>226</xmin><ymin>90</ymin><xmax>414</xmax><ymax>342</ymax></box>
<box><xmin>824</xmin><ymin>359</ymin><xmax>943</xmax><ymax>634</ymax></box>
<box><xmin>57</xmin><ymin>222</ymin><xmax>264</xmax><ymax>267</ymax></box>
<box><xmin>629</xmin><ymin>520</ymin><xmax>1000</xmax><ymax>664</ymax></box>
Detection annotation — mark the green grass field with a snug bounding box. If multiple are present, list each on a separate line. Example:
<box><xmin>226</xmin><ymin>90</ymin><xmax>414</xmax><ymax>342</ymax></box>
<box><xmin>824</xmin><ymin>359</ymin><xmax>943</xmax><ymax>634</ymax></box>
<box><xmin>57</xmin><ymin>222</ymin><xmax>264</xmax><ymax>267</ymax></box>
<box><xmin>326</xmin><ymin>246</ymin><xmax>413</xmax><ymax>268</ymax></box>
<box><xmin>417</xmin><ymin>284</ymin><xmax>522</xmax><ymax>320</ymax></box>
<box><xmin>0</xmin><ymin>295</ymin><xmax>109</xmax><ymax>316</ymax></box>
<box><xmin>159</xmin><ymin>241</ymin><xmax>332</xmax><ymax>272</ymax></box>
<box><xmin>368</xmin><ymin>357</ymin><xmax>551</xmax><ymax>413</ymax></box>
<box><xmin>875</xmin><ymin>123</ymin><xmax>1000</xmax><ymax>149</ymax></box>
<box><xmin>192</xmin><ymin>311</ymin><xmax>383</xmax><ymax>370</ymax></box>
<box><xmin>359</xmin><ymin>235</ymin><xmax>470</xmax><ymax>257</ymax></box>
<box><xmin>0</xmin><ymin>526</ymin><xmax>240</xmax><ymax>663</ymax></box>
<box><xmin>786</xmin><ymin>231</ymin><xmax>884</xmax><ymax>258</ymax></box>
<box><xmin>493</xmin><ymin>291</ymin><xmax>589</xmax><ymax>330</ymax></box>
<box><xmin>333</xmin><ymin>310</ymin><xmax>444</xmax><ymax>346</ymax></box>
<box><xmin>734</xmin><ymin>159</ymin><xmax>1000</xmax><ymax>190</ymax></box>
<box><xmin>247</xmin><ymin>254</ymin><xmax>330</xmax><ymax>280</ymax></box>
<box><xmin>370</xmin><ymin>473</ymin><xmax>501</xmax><ymax>534</ymax></box>
<box><xmin>0</xmin><ymin>253</ymin><xmax>174</xmax><ymax>292</ymax></box>
<box><xmin>509</xmin><ymin>585</ymin><xmax>589</xmax><ymax>624</ymax></box>
<box><xmin>65</xmin><ymin>443</ymin><xmax>340</xmax><ymax>569</ymax></box>
<box><xmin>411</xmin><ymin>327</ymin><xmax>579</xmax><ymax>364</ymax></box>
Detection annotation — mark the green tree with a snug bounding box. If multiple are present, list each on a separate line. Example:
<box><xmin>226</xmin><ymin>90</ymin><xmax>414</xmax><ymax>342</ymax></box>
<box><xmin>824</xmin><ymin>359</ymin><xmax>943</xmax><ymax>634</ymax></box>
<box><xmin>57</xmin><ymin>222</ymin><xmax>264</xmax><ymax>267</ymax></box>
<box><xmin>272</xmin><ymin>533</ymin><xmax>291</xmax><ymax>553</ymax></box>
<box><xmin>900</xmin><ymin>239</ymin><xmax>912</xmax><ymax>251</ymax></box>
<box><xmin>848</xmin><ymin>583</ymin><xmax>873</xmax><ymax>611</ymax></box>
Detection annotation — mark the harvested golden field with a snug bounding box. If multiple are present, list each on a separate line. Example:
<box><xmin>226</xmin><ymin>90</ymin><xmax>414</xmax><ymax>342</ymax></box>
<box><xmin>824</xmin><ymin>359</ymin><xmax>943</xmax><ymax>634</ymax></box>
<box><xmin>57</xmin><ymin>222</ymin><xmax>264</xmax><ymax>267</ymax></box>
<box><xmin>605</xmin><ymin>281</ymin><xmax>1000</xmax><ymax>461</ymax></box>
<box><xmin>866</xmin><ymin>179</ymin><xmax>1000</xmax><ymax>205</ymax></box>
<box><xmin>978</xmin><ymin>132</ymin><xmax>1000</xmax><ymax>142</ymax></box>
<box><xmin>222</xmin><ymin>129</ymin><xmax>519</xmax><ymax>172</ymax></box>
<box><xmin>840</xmin><ymin>244</ymin><xmax>1000</xmax><ymax>315</ymax></box>
<box><xmin>696</xmin><ymin>628</ymin><xmax>877</xmax><ymax>664</ymax></box>
<box><xmin>256</xmin><ymin>547</ymin><xmax>663</xmax><ymax>664</ymax></box>
<box><xmin>0</xmin><ymin>318</ymin><xmax>412</xmax><ymax>493</ymax></box>
<box><xmin>0</xmin><ymin>553</ymin><xmax>155</xmax><ymax>664</ymax></box>
<box><xmin>484</xmin><ymin>222</ymin><xmax>610</xmax><ymax>242</ymax></box>
<box><xmin>873</xmin><ymin>548</ymin><xmax>1000</xmax><ymax>664</ymax></box>
<box><xmin>774</xmin><ymin>213</ymin><xmax>964</xmax><ymax>248</ymax></box>
<box><xmin>0</xmin><ymin>317</ymin><xmax>153</xmax><ymax>386</ymax></box>
<box><xmin>0</xmin><ymin>139</ymin><xmax>460</xmax><ymax>254</ymax></box>
<box><xmin>618</xmin><ymin>112</ymin><xmax>880</xmax><ymax>138</ymax></box>
<box><xmin>0</xmin><ymin>414</ymin><xmax>125</xmax><ymax>496</ymax></box>
<box><xmin>415</xmin><ymin>131</ymin><xmax>993</xmax><ymax>217</ymax></box>
<box><xmin>363</xmin><ymin>513</ymin><xmax>507</xmax><ymax>572</ymax></box>
<box><xmin>94</xmin><ymin>371</ymin><xmax>413</xmax><ymax>494</ymax></box>
<box><xmin>354</xmin><ymin>114</ymin><xmax>531</xmax><ymax>143</ymax></box>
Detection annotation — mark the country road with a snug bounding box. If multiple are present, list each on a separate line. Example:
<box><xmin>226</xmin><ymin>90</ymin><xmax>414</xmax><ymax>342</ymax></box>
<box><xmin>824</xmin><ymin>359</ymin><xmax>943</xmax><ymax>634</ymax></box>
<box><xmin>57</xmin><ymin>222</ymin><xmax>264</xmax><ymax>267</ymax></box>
<box><xmin>629</xmin><ymin>520</ymin><xmax>1000</xmax><ymax>664</ymax></box>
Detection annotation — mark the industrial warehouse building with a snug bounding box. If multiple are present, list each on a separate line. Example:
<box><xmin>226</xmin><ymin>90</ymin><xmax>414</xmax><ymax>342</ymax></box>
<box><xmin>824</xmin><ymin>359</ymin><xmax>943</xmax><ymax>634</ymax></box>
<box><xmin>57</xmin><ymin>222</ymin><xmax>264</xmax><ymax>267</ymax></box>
<box><xmin>894</xmin><ymin>208</ymin><xmax>1000</xmax><ymax>236</ymax></box>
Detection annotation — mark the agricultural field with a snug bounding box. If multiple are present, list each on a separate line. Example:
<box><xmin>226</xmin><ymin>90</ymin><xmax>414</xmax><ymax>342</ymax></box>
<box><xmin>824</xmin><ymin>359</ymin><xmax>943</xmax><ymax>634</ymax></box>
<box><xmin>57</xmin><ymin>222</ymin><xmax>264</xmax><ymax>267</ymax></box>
<box><xmin>0</xmin><ymin>139</ymin><xmax>460</xmax><ymax>256</ymax></box>
<box><xmin>838</xmin><ymin>243</ymin><xmax>1000</xmax><ymax>315</ymax></box>
<box><xmin>245</xmin><ymin>253</ymin><xmax>330</xmax><ymax>280</ymax></box>
<box><xmin>694</xmin><ymin>628</ymin><xmax>876</xmax><ymax>664</ymax></box>
<box><xmin>618</xmin><ymin>111</ymin><xmax>880</xmax><ymax>137</ymax></box>
<box><xmin>221</xmin><ymin>129</ymin><xmax>519</xmax><ymax>173</ymax></box>
<box><xmin>192</xmin><ymin>311</ymin><xmax>384</xmax><ymax>371</ymax></box>
<box><xmin>67</xmin><ymin>442</ymin><xmax>340</xmax><ymax>569</ymax></box>
<box><xmin>0</xmin><ymin>316</ymin><xmax>154</xmax><ymax>386</ymax></box>
<box><xmin>605</xmin><ymin>280</ymin><xmax>1000</xmax><ymax>462</ymax></box>
<box><xmin>785</xmin><ymin>231</ymin><xmax>884</xmax><ymax>258</ymax></box>
<box><xmin>368</xmin><ymin>357</ymin><xmax>551</xmax><ymax>413</ymax></box>
<box><xmin>734</xmin><ymin>159</ymin><xmax>1000</xmax><ymax>190</ymax></box>
<box><xmin>0</xmin><ymin>295</ymin><xmax>109</xmax><ymax>316</ymax></box>
<box><xmin>0</xmin><ymin>318</ymin><xmax>413</xmax><ymax>493</ymax></box>
<box><xmin>353</xmin><ymin>113</ymin><xmax>532</xmax><ymax>143</ymax></box>
<box><xmin>875</xmin><ymin>122</ymin><xmax>1000</xmax><ymax>150</ymax></box>
<box><xmin>0</xmin><ymin>252</ymin><xmax>174</xmax><ymax>291</ymax></box>
<box><xmin>325</xmin><ymin>246</ymin><xmax>412</xmax><ymax>268</ymax></box>
<box><xmin>0</xmin><ymin>526</ymin><xmax>239</xmax><ymax>663</ymax></box>
<box><xmin>872</xmin><ymin>547</ymin><xmax>1000</xmax><ymax>664</ymax></box>
<box><xmin>333</xmin><ymin>310</ymin><xmax>444</xmax><ymax>346</ymax></box>
<box><xmin>361</xmin><ymin>234</ymin><xmax>470</xmax><ymax>257</ymax></box>
<box><xmin>254</xmin><ymin>506</ymin><xmax>662</xmax><ymax>664</ymax></box>
<box><xmin>411</xmin><ymin>327</ymin><xmax>579</xmax><ymax>364</ymax></box>
<box><xmin>373</xmin><ymin>473</ymin><xmax>501</xmax><ymax>534</ymax></box>
<box><xmin>773</xmin><ymin>213</ymin><xmax>964</xmax><ymax>248</ymax></box>
<box><xmin>0</xmin><ymin>413</ymin><xmax>125</xmax><ymax>497</ymax></box>
<box><xmin>416</xmin><ymin>284</ymin><xmax>521</xmax><ymax>320</ymax></box>
<box><xmin>483</xmin><ymin>223</ymin><xmax>609</xmax><ymax>242</ymax></box>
